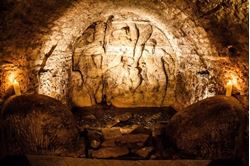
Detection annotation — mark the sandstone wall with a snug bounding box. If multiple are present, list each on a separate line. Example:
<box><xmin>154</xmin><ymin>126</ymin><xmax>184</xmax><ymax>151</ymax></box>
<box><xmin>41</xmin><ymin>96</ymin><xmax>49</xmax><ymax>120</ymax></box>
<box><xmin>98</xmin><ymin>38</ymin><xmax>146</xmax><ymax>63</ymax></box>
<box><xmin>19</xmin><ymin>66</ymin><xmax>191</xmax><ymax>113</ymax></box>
<box><xmin>0</xmin><ymin>0</ymin><xmax>248</xmax><ymax>109</ymax></box>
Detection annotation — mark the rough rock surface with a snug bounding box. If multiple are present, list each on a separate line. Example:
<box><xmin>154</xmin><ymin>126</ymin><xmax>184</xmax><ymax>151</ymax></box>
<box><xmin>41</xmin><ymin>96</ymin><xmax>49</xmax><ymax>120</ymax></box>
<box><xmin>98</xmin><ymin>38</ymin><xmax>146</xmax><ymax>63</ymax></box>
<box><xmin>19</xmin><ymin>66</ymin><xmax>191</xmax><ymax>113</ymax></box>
<box><xmin>165</xmin><ymin>96</ymin><xmax>248</xmax><ymax>160</ymax></box>
<box><xmin>0</xmin><ymin>0</ymin><xmax>248</xmax><ymax>109</ymax></box>
<box><xmin>74</xmin><ymin>107</ymin><xmax>176</xmax><ymax>159</ymax></box>
<box><xmin>71</xmin><ymin>14</ymin><xmax>176</xmax><ymax>107</ymax></box>
<box><xmin>0</xmin><ymin>94</ymin><xmax>81</xmax><ymax>157</ymax></box>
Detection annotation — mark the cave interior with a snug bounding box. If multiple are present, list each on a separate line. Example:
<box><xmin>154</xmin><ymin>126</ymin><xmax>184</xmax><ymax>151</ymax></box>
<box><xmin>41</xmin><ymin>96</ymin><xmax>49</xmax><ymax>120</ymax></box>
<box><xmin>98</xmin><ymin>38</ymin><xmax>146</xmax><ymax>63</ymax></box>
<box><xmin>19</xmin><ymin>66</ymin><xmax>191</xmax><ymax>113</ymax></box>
<box><xmin>0</xmin><ymin>0</ymin><xmax>249</xmax><ymax>165</ymax></box>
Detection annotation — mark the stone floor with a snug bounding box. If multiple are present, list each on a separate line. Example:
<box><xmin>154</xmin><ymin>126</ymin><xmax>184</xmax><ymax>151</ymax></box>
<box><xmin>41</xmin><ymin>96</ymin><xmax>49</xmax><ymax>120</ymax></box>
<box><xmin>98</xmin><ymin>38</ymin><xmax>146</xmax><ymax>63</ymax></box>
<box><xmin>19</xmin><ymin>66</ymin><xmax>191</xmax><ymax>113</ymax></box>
<box><xmin>0</xmin><ymin>155</ymin><xmax>245</xmax><ymax>166</ymax></box>
<box><xmin>27</xmin><ymin>155</ymin><xmax>211</xmax><ymax>166</ymax></box>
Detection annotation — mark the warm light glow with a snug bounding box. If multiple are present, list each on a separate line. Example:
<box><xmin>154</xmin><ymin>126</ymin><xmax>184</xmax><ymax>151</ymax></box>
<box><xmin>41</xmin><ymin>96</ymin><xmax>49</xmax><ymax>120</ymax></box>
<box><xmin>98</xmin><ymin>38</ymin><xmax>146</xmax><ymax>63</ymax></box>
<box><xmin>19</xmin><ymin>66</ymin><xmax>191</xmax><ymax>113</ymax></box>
<box><xmin>227</xmin><ymin>80</ymin><xmax>232</xmax><ymax>85</ymax></box>
<box><xmin>13</xmin><ymin>79</ymin><xmax>21</xmax><ymax>96</ymax></box>
<box><xmin>8</xmin><ymin>73</ymin><xmax>21</xmax><ymax>96</ymax></box>
<box><xmin>230</xmin><ymin>75</ymin><xmax>237</xmax><ymax>85</ymax></box>
<box><xmin>13</xmin><ymin>79</ymin><xmax>18</xmax><ymax>84</ymax></box>
<box><xmin>9</xmin><ymin>73</ymin><xmax>15</xmax><ymax>84</ymax></box>
<box><xmin>225</xmin><ymin>80</ymin><xmax>233</xmax><ymax>96</ymax></box>
<box><xmin>224</xmin><ymin>72</ymin><xmax>238</xmax><ymax>86</ymax></box>
<box><xmin>225</xmin><ymin>73</ymin><xmax>238</xmax><ymax>97</ymax></box>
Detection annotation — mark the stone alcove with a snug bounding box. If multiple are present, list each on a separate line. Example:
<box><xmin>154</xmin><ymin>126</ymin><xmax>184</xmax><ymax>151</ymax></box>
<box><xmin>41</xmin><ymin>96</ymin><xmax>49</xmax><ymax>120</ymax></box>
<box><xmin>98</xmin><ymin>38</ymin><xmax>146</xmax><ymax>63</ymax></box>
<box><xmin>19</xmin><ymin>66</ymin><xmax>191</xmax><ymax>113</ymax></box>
<box><xmin>70</xmin><ymin>13</ymin><xmax>178</xmax><ymax>107</ymax></box>
<box><xmin>36</xmin><ymin>4</ymin><xmax>221</xmax><ymax>109</ymax></box>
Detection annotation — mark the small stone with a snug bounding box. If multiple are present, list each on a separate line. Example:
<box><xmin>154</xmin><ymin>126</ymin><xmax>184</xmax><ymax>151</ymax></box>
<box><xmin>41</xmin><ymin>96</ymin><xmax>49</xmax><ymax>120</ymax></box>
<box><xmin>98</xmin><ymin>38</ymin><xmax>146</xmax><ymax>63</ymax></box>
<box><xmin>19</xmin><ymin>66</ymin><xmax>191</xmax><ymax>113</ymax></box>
<box><xmin>116</xmin><ymin>134</ymin><xmax>149</xmax><ymax>145</ymax></box>
<box><xmin>84</xmin><ymin>114</ymin><xmax>97</xmax><ymax>120</ymax></box>
<box><xmin>90</xmin><ymin>140</ymin><xmax>101</xmax><ymax>149</ymax></box>
<box><xmin>135</xmin><ymin>147</ymin><xmax>154</xmax><ymax>158</ymax></box>
<box><xmin>114</xmin><ymin>112</ymin><xmax>133</xmax><ymax>122</ymax></box>
<box><xmin>105</xmin><ymin>119</ymin><xmax>120</xmax><ymax>128</ymax></box>
<box><xmin>101</xmin><ymin>128</ymin><xmax>122</xmax><ymax>139</ymax></box>
<box><xmin>145</xmin><ymin>113</ymin><xmax>161</xmax><ymax>122</ymax></box>
<box><xmin>150</xmin><ymin>154</ymin><xmax>157</xmax><ymax>159</ymax></box>
<box><xmin>102</xmin><ymin>139</ymin><xmax>116</xmax><ymax>147</ymax></box>
<box><xmin>119</xmin><ymin>125</ymin><xmax>139</xmax><ymax>134</ymax></box>
<box><xmin>91</xmin><ymin>147</ymin><xmax>129</xmax><ymax>158</ymax></box>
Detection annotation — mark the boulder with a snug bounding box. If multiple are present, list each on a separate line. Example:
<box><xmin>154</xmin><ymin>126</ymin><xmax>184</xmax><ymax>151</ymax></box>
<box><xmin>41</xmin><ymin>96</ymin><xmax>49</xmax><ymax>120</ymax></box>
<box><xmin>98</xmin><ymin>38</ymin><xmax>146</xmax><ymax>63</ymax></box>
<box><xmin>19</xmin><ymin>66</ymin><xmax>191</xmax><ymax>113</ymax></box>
<box><xmin>0</xmin><ymin>94</ymin><xmax>79</xmax><ymax>156</ymax></box>
<box><xmin>166</xmin><ymin>96</ymin><xmax>248</xmax><ymax>159</ymax></box>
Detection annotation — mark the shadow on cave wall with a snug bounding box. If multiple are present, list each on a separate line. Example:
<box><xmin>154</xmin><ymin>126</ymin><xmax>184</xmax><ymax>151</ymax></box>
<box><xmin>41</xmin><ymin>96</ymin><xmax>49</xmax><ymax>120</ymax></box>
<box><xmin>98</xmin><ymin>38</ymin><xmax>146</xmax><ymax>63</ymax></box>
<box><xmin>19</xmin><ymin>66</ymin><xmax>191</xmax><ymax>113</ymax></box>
<box><xmin>0</xmin><ymin>0</ymin><xmax>74</xmax><ymax>46</ymax></box>
<box><xmin>194</xmin><ymin>0</ymin><xmax>248</xmax><ymax>58</ymax></box>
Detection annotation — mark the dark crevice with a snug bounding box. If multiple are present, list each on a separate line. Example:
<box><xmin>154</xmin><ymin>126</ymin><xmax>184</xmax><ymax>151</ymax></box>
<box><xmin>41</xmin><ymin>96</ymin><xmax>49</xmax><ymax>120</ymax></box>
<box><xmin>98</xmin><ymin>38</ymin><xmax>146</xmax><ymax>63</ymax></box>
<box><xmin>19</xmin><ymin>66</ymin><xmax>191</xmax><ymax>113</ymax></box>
<box><xmin>197</xmin><ymin>70</ymin><xmax>210</xmax><ymax>77</ymax></box>
<box><xmin>161</xmin><ymin>49</ymin><xmax>175</xmax><ymax>75</ymax></box>
<box><xmin>151</xmin><ymin>39</ymin><xmax>157</xmax><ymax>54</ymax></box>
<box><xmin>38</xmin><ymin>44</ymin><xmax>57</xmax><ymax>74</ymax></box>
<box><xmin>91</xmin><ymin>89</ymin><xmax>98</xmax><ymax>105</ymax></box>
<box><xmin>161</xmin><ymin>57</ymin><xmax>169</xmax><ymax>105</ymax></box>
<box><xmin>72</xmin><ymin>69</ymin><xmax>84</xmax><ymax>88</ymax></box>
<box><xmin>103</xmin><ymin>15</ymin><xmax>114</xmax><ymax>53</ymax></box>
<box><xmin>100</xmin><ymin>55</ymin><xmax>103</xmax><ymax>69</ymax></box>
<box><xmin>193</xmin><ymin>48</ymin><xmax>208</xmax><ymax>69</ymax></box>
<box><xmin>199</xmin><ymin>2</ymin><xmax>227</xmax><ymax>18</ymax></box>
<box><xmin>134</xmin><ymin>66</ymin><xmax>143</xmax><ymax>92</ymax></box>
<box><xmin>82</xmin><ymin>130</ymin><xmax>90</xmax><ymax>158</ymax></box>
<box><xmin>134</xmin><ymin>25</ymin><xmax>153</xmax><ymax>92</ymax></box>
<box><xmin>71</xmin><ymin>45</ymin><xmax>84</xmax><ymax>87</ymax></box>
<box><xmin>101</xmin><ymin>75</ymin><xmax>107</xmax><ymax>105</ymax></box>
<box><xmin>133</xmin><ymin>24</ymin><xmax>140</xmax><ymax>58</ymax></box>
<box><xmin>91</xmin><ymin>54</ymin><xmax>98</xmax><ymax>68</ymax></box>
<box><xmin>122</xmin><ymin>26</ymin><xmax>130</xmax><ymax>35</ymax></box>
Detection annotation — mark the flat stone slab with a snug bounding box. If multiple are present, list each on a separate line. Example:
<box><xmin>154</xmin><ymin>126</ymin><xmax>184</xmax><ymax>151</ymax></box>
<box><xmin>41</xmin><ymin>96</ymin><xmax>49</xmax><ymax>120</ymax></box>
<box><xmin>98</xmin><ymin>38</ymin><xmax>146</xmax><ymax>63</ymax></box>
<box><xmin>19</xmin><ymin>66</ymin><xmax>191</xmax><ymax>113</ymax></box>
<box><xmin>27</xmin><ymin>155</ymin><xmax>211</xmax><ymax>166</ymax></box>
<box><xmin>91</xmin><ymin>147</ymin><xmax>129</xmax><ymax>158</ymax></box>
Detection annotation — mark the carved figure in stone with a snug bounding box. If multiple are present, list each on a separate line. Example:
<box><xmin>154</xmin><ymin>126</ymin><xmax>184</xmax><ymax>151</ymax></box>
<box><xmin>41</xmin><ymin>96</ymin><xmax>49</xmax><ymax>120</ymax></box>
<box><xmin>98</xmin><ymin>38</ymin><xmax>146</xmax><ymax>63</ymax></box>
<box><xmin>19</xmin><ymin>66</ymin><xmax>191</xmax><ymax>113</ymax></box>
<box><xmin>71</xmin><ymin>14</ymin><xmax>176</xmax><ymax>107</ymax></box>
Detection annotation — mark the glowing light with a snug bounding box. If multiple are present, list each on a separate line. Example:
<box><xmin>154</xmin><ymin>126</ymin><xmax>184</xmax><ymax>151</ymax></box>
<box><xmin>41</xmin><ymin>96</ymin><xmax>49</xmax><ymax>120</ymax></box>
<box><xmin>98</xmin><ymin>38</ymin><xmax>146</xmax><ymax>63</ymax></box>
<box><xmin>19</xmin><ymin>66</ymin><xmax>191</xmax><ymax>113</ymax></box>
<box><xmin>8</xmin><ymin>73</ymin><xmax>21</xmax><ymax>96</ymax></box>
<box><xmin>225</xmin><ymin>73</ymin><xmax>238</xmax><ymax>96</ymax></box>
<box><xmin>230</xmin><ymin>75</ymin><xmax>238</xmax><ymax>85</ymax></box>
<box><xmin>225</xmin><ymin>80</ymin><xmax>233</xmax><ymax>96</ymax></box>
<box><xmin>9</xmin><ymin>73</ymin><xmax>15</xmax><ymax>84</ymax></box>
<box><xmin>13</xmin><ymin>79</ymin><xmax>21</xmax><ymax>96</ymax></box>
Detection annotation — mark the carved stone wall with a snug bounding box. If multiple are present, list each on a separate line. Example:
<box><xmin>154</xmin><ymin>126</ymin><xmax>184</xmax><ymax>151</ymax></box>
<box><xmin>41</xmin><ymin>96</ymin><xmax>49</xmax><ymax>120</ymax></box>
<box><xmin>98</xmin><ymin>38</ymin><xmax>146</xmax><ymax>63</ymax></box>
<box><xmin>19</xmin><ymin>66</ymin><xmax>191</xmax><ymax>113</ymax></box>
<box><xmin>0</xmin><ymin>0</ymin><xmax>248</xmax><ymax>109</ymax></box>
<box><xmin>70</xmin><ymin>14</ymin><xmax>177</xmax><ymax>107</ymax></box>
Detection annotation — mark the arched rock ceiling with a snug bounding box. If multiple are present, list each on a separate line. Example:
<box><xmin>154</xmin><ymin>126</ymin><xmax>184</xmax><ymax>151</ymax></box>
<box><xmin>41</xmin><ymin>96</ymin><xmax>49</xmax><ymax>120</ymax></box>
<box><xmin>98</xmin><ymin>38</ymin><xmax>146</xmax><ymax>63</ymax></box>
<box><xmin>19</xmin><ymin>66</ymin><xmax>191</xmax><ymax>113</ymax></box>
<box><xmin>0</xmin><ymin>0</ymin><xmax>248</xmax><ymax>109</ymax></box>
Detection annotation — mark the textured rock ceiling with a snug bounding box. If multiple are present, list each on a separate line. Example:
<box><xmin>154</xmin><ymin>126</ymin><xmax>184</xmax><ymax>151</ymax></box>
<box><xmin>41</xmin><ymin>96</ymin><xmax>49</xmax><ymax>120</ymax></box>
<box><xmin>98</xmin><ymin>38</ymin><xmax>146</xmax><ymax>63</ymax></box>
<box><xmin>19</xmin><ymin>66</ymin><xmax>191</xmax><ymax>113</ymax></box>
<box><xmin>0</xmin><ymin>0</ymin><xmax>248</xmax><ymax>109</ymax></box>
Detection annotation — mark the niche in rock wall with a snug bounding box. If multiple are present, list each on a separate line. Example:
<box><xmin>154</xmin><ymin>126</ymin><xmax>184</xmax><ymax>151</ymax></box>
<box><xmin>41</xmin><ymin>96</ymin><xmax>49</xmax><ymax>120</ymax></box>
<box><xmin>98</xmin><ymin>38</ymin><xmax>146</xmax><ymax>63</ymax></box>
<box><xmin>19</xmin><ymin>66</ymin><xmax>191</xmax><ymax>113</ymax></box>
<box><xmin>70</xmin><ymin>14</ymin><xmax>177</xmax><ymax>107</ymax></box>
